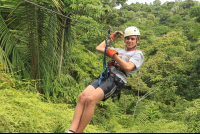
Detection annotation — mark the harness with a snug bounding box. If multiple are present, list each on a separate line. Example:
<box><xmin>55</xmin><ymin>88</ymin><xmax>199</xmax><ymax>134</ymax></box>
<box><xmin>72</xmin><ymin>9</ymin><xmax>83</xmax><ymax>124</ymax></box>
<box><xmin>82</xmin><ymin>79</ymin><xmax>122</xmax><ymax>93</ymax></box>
<box><xmin>98</xmin><ymin>37</ymin><xmax>132</xmax><ymax>102</ymax></box>
<box><xmin>108</xmin><ymin>60</ymin><xmax>127</xmax><ymax>77</ymax></box>
<box><xmin>108</xmin><ymin>60</ymin><xmax>132</xmax><ymax>102</ymax></box>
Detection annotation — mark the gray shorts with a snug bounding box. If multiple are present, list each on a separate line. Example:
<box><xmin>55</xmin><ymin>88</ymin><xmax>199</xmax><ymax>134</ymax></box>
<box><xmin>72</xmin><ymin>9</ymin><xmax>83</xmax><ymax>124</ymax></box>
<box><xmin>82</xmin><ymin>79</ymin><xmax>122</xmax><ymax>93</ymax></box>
<box><xmin>90</xmin><ymin>75</ymin><xmax>122</xmax><ymax>101</ymax></box>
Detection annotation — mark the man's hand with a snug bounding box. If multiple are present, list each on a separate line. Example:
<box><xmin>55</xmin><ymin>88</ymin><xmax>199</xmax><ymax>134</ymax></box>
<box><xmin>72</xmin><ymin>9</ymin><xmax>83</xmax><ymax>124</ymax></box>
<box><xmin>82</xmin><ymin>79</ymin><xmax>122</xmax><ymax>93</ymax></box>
<box><xmin>109</xmin><ymin>31</ymin><xmax>123</xmax><ymax>42</ymax></box>
<box><xmin>106</xmin><ymin>46</ymin><xmax>118</xmax><ymax>58</ymax></box>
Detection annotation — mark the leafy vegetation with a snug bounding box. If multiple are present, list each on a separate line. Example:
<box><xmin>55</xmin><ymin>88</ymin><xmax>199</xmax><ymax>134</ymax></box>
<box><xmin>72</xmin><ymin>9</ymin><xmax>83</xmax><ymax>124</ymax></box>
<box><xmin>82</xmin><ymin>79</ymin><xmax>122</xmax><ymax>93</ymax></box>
<box><xmin>0</xmin><ymin>0</ymin><xmax>200</xmax><ymax>133</ymax></box>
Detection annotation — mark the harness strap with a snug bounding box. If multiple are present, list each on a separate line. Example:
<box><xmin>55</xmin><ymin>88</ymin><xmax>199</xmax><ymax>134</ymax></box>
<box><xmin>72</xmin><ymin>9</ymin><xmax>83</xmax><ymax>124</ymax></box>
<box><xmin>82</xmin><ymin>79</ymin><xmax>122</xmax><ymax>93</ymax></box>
<box><xmin>98</xmin><ymin>37</ymin><xmax>112</xmax><ymax>86</ymax></box>
<box><xmin>108</xmin><ymin>60</ymin><xmax>127</xmax><ymax>77</ymax></box>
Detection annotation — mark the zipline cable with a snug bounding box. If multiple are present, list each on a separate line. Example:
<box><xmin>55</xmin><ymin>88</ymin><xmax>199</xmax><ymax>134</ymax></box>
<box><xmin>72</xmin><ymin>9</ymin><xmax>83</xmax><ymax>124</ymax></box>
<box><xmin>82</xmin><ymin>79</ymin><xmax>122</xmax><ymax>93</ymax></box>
<box><xmin>133</xmin><ymin>81</ymin><xmax>163</xmax><ymax>119</ymax></box>
<box><xmin>23</xmin><ymin>0</ymin><xmax>107</xmax><ymax>33</ymax></box>
<box><xmin>138</xmin><ymin>82</ymin><xmax>163</xmax><ymax>102</ymax></box>
<box><xmin>24</xmin><ymin>0</ymin><xmax>164</xmax><ymax>37</ymax></box>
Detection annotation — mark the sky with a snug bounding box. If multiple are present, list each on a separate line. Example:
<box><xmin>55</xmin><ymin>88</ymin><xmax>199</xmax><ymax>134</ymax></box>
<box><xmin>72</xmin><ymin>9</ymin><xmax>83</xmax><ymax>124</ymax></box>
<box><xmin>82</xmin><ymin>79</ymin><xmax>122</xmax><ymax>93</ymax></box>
<box><xmin>116</xmin><ymin>0</ymin><xmax>200</xmax><ymax>8</ymax></box>
<box><xmin>126</xmin><ymin>0</ymin><xmax>175</xmax><ymax>5</ymax></box>
<box><xmin>126</xmin><ymin>0</ymin><xmax>200</xmax><ymax>5</ymax></box>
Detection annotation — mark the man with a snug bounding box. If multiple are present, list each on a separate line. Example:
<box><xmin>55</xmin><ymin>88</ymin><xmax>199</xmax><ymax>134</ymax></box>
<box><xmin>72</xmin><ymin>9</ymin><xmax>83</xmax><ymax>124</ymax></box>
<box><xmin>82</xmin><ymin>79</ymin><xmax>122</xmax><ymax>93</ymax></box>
<box><xmin>65</xmin><ymin>26</ymin><xmax>144</xmax><ymax>133</ymax></box>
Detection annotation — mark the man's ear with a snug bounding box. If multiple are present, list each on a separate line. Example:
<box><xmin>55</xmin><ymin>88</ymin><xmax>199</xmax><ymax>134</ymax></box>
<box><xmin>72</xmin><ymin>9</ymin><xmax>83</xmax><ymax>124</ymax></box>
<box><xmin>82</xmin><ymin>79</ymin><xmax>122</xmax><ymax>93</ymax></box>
<box><xmin>137</xmin><ymin>40</ymin><xmax>140</xmax><ymax>43</ymax></box>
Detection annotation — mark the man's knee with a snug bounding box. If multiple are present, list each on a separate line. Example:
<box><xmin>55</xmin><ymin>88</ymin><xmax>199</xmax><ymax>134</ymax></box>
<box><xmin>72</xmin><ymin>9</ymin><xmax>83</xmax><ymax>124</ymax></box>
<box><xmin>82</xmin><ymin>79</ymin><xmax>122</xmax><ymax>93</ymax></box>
<box><xmin>78</xmin><ymin>93</ymin><xmax>88</xmax><ymax>104</ymax></box>
<box><xmin>85</xmin><ymin>96</ymin><xmax>97</xmax><ymax>106</ymax></box>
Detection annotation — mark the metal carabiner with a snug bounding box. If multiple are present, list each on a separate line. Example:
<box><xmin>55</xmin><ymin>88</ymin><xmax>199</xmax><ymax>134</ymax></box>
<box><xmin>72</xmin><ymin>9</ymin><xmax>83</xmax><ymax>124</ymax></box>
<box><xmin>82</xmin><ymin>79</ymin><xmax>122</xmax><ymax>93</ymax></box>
<box><xmin>105</xmin><ymin>37</ymin><xmax>113</xmax><ymax>48</ymax></box>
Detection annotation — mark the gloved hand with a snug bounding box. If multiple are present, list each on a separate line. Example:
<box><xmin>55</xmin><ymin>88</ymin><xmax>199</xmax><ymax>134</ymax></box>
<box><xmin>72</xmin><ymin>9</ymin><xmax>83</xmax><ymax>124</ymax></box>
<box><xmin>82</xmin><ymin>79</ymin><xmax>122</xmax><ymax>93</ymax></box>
<box><xmin>109</xmin><ymin>31</ymin><xmax>123</xmax><ymax>42</ymax></box>
<box><xmin>106</xmin><ymin>46</ymin><xmax>118</xmax><ymax>58</ymax></box>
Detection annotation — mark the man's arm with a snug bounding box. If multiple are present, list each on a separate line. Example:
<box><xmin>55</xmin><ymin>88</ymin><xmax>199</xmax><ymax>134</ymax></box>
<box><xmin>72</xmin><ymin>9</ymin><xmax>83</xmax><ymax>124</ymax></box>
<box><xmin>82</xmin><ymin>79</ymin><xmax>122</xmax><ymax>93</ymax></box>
<box><xmin>112</xmin><ymin>54</ymin><xmax>135</xmax><ymax>72</ymax></box>
<box><xmin>96</xmin><ymin>31</ymin><xmax>123</xmax><ymax>54</ymax></box>
<box><xmin>96</xmin><ymin>40</ymin><xmax>110</xmax><ymax>54</ymax></box>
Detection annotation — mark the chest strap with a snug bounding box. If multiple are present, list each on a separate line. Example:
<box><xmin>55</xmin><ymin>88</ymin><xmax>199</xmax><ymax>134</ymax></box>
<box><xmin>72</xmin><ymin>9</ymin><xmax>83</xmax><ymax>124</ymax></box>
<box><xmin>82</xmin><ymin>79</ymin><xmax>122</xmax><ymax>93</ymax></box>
<box><xmin>108</xmin><ymin>60</ymin><xmax>127</xmax><ymax>77</ymax></box>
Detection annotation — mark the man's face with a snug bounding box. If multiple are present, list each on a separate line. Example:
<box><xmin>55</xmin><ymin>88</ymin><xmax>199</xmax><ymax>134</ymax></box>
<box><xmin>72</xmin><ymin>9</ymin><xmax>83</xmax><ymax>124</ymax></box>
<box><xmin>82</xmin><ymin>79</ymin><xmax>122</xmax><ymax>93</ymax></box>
<box><xmin>125</xmin><ymin>35</ymin><xmax>139</xmax><ymax>49</ymax></box>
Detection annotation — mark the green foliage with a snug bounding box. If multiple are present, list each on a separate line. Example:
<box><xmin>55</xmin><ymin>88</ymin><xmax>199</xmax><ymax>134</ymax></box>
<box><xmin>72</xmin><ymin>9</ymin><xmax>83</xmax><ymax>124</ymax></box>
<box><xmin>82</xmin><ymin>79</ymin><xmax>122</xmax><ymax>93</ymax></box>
<box><xmin>71</xmin><ymin>15</ymin><xmax>107</xmax><ymax>51</ymax></box>
<box><xmin>190</xmin><ymin>23</ymin><xmax>200</xmax><ymax>39</ymax></box>
<box><xmin>152</xmin><ymin>0</ymin><xmax>161</xmax><ymax>11</ymax></box>
<box><xmin>0</xmin><ymin>72</ymin><xmax>71</xmax><ymax>133</ymax></box>
<box><xmin>105</xmin><ymin>9</ymin><xmax>135</xmax><ymax>27</ymax></box>
<box><xmin>0</xmin><ymin>71</ymin><xmax>104</xmax><ymax>133</ymax></box>
<box><xmin>158</xmin><ymin>11</ymin><xmax>172</xmax><ymax>24</ymax></box>
<box><xmin>190</xmin><ymin>6</ymin><xmax>200</xmax><ymax>23</ymax></box>
<box><xmin>61</xmin><ymin>0</ymin><xmax>110</xmax><ymax>18</ymax></box>
<box><xmin>1</xmin><ymin>0</ymin><xmax>200</xmax><ymax>133</ymax></box>
<box><xmin>40</xmin><ymin>42</ymin><xmax>103</xmax><ymax>103</ymax></box>
<box><xmin>0</xmin><ymin>69</ymin><xmax>200</xmax><ymax>133</ymax></box>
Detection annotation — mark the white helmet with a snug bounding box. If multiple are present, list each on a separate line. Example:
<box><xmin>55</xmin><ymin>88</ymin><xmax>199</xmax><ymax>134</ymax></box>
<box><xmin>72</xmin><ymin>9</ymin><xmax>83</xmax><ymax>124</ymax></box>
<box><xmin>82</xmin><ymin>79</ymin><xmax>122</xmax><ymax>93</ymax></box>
<box><xmin>124</xmin><ymin>26</ymin><xmax>140</xmax><ymax>37</ymax></box>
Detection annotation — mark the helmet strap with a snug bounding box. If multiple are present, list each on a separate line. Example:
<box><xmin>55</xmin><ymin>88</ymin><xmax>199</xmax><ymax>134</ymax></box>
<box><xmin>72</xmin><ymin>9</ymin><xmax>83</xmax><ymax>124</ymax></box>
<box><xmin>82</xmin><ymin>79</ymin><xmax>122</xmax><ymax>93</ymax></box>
<box><xmin>132</xmin><ymin>35</ymin><xmax>138</xmax><ymax>49</ymax></box>
<box><xmin>136</xmin><ymin>35</ymin><xmax>138</xmax><ymax>48</ymax></box>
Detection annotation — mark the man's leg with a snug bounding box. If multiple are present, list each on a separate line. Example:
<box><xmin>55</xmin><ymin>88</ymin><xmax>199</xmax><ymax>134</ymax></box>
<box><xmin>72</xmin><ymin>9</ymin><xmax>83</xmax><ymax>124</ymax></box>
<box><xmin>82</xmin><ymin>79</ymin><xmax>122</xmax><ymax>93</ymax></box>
<box><xmin>76</xmin><ymin>87</ymin><xmax>104</xmax><ymax>133</ymax></box>
<box><xmin>69</xmin><ymin>85</ymin><xmax>96</xmax><ymax>132</ymax></box>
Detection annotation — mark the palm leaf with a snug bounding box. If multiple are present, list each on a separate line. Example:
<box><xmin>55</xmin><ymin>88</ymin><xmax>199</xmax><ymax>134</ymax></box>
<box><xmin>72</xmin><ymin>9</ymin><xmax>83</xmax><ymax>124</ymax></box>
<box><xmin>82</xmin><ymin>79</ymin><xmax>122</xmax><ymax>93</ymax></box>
<box><xmin>0</xmin><ymin>0</ymin><xmax>66</xmax><ymax>94</ymax></box>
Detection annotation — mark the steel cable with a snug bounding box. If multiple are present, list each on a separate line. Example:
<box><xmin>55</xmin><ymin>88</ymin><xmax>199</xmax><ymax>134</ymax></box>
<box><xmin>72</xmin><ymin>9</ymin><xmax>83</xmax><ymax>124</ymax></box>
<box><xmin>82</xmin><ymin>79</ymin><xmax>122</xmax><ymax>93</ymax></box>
<box><xmin>24</xmin><ymin>0</ymin><xmax>107</xmax><ymax>33</ymax></box>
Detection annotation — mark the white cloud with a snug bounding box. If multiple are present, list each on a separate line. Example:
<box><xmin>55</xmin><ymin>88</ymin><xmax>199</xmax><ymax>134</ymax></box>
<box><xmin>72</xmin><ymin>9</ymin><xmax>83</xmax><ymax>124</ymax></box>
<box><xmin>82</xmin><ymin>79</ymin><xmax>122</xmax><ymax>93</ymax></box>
<box><xmin>116</xmin><ymin>0</ymin><xmax>200</xmax><ymax>9</ymax></box>
<box><xmin>126</xmin><ymin>0</ymin><xmax>200</xmax><ymax>5</ymax></box>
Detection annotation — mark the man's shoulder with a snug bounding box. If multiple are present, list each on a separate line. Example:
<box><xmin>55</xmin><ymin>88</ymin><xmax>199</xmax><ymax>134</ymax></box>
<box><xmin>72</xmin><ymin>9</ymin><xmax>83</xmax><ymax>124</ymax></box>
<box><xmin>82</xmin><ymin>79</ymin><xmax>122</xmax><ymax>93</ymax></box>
<box><xmin>115</xmin><ymin>48</ymin><xmax>125</xmax><ymax>51</ymax></box>
<box><xmin>129</xmin><ymin>50</ymin><xmax>144</xmax><ymax>59</ymax></box>
<box><xmin>115</xmin><ymin>48</ymin><xmax>126</xmax><ymax>53</ymax></box>
<box><xmin>115</xmin><ymin>48</ymin><xmax>144</xmax><ymax>56</ymax></box>
<box><xmin>129</xmin><ymin>50</ymin><xmax>143</xmax><ymax>55</ymax></box>
<box><xmin>135</xmin><ymin>50</ymin><xmax>143</xmax><ymax>54</ymax></box>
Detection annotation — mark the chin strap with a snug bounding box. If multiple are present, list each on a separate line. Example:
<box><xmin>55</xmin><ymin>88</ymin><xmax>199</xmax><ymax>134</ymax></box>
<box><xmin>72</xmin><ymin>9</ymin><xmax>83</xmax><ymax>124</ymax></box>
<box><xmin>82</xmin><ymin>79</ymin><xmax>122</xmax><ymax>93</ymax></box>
<box><xmin>134</xmin><ymin>35</ymin><xmax>138</xmax><ymax>48</ymax></box>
